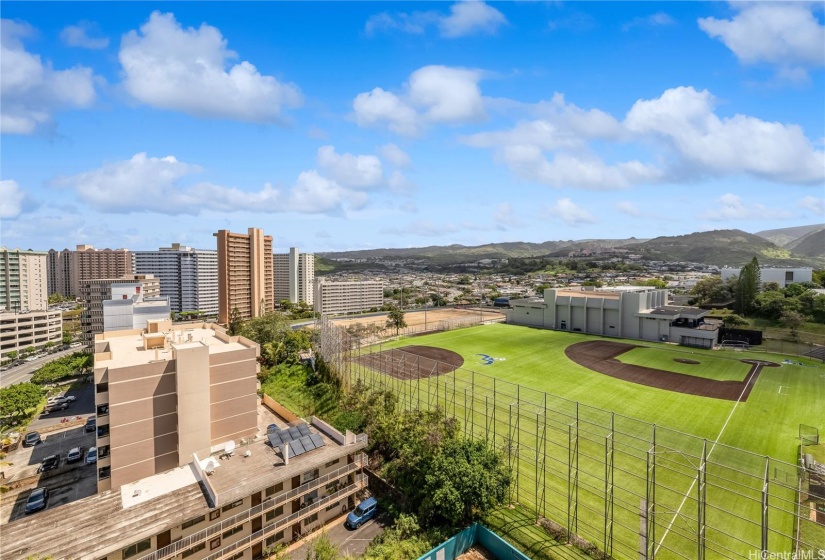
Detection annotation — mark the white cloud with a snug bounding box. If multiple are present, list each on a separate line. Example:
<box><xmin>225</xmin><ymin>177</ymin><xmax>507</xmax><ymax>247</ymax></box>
<box><xmin>0</xmin><ymin>179</ymin><xmax>25</xmax><ymax>218</ymax></box>
<box><xmin>316</xmin><ymin>146</ymin><xmax>384</xmax><ymax>190</ymax></box>
<box><xmin>379</xmin><ymin>219</ymin><xmax>497</xmax><ymax>237</ymax></box>
<box><xmin>119</xmin><ymin>12</ymin><xmax>302</xmax><ymax>123</ymax></box>
<box><xmin>60</xmin><ymin>22</ymin><xmax>109</xmax><ymax>49</ymax></box>
<box><xmin>698</xmin><ymin>3</ymin><xmax>824</xmax><ymax>76</ymax></box>
<box><xmin>543</xmin><ymin>198</ymin><xmax>597</xmax><ymax>226</ymax></box>
<box><xmin>701</xmin><ymin>193</ymin><xmax>793</xmax><ymax>221</ymax></box>
<box><xmin>1</xmin><ymin>19</ymin><xmax>97</xmax><ymax>134</ymax></box>
<box><xmin>352</xmin><ymin>65</ymin><xmax>485</xmax><ymax>136</ymax></box>
<box><xmin>52</xmin><ymin>152</ymin><xmax>369</xmax><ymax>216</ymax></box>
<box><xmin>379</xmin><ymin>144</ymin><xmax>412</xmax><ymax>168</ymax></box>
<box><xmin>365</xmin><ymin>1</ymin><xmax>506</xmax><ymax>38</ymax></box>
<box><xmin>616</xmin><ymin>201</ymin><xmax>641</xmax><ymax>217</ymax></box>
<box><xmin>798</xmin><ymin>196</ymin><xmax>825</xmax><ymax>216</ymax></box>
<box><xmin>623</xmin><ymin>12</ymin><xmax>675</xmax><ymax>31</ymax></box>
<box><xmin>625</xmin><ymin>86</ymin><xmax>825</xmax><ymax>184</ymax></box>
<box><xmin>440</xmin><ymin>1</ymin><xmax>508</xmax><ymax>38</ymax></box>
<box><xmin>493</xmin><ymin>203</ymin><xmax>520</xmax><ymax>227</ymax></box>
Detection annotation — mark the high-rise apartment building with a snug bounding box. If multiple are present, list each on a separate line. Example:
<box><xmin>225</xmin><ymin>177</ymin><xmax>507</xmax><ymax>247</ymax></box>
<box><xmin>313</xmin><ymin>279</ymin><xmax>384</xmax><ymax>316</ymax></box>
<box><xmin>134</xmin><ymin>244</ymin><xmax>219</xmax><ymax>317</ymax></box>
<box><xmin>92</xmin><ymin>321</ymin><xmax>262</xmax><ymax>492</ymax></box>
<box><xmin>214</xmin><ymin>228</ymin><xmax>274</xmax><ymax>324</ymax></box>
<box><xmin>273</xmin><ymin>247</ymin><xmax>315</xmax><ymax>305</ymax></box>
<box><xmin>80</xmin><ymin>275</ymin><xmax>161</xmax><ymax>344</ymax></box>
<box><xmin>1</xmin><ymin>247</ymin><xmax>48</xmax><ymax>312</ymax></box>
<box><xmin>47</xmin><ymin>245</ymin><xmax>133</xmax><ymax>298</ymax></box>
<box><xmin>103</xmin><ymin>283</ymin><xmax>172</xmax><ymax>333</ymax></box>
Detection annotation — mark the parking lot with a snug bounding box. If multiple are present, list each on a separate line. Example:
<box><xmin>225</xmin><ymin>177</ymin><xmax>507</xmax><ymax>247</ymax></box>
<box><xmin>28</xmin><ymin>381</ymin><xmax>95</xmax><ymax>432</ymax></box>
<box><xmin>1</xmin><ymin>422</ymin><xmax>98</xmax><ymax>523</ymax></box>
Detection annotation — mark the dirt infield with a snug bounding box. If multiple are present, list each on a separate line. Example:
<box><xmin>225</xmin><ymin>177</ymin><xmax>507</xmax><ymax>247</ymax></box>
<box><xmin>354</xmin><ymin>345</ymin><xmax>465</xmax><ymax>380</ymax></box>
<box><xmin>565</xmin><ymin>340</ymin><xmax>778</xmax><ymax>401</ymax></box>
<box><xmin>674</xmin><ymin>358</ymin><xmax>700</xmax><ymax>365</ymax></box>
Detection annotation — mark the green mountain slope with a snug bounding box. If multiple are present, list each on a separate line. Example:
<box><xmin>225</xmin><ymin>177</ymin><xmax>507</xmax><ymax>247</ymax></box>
<box><xmin>621</xmin><ymin>229</ymin><xmax>820</xmax><ymax>267</ymax></box>
<box><xmin>785</xmin><ymin>228</ymin><xmax>825</xmax><ymax>257</ymax></box>
<box><xmin>754</xmin><ymin>224</ymin><xmax>825</xmax><ymax>247</ymax></box>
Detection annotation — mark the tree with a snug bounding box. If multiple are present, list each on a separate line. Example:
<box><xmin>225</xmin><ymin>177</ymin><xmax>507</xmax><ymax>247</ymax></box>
<box><xmin>762</xmin><ymin>282</ymin><xmax>782</xmax><ymax>292</ymax></box>
<box><xmin>44</xmin><ymin>341</ymin><xmax>55</xmax><ymax>352</ymax></box>
<box><xmin>690</xmin><ymin>276</ymin><xmax>725</xmax><ymax>305</ymax></box>
<box><xmin>303</xmin><ymin>533</ymin><xmax>341</xmax><ymax>560</ymax></box>
<box><xmin>722</xmin><ymin>314</ymin><xmax>748</xmax><ymax>328</ymax></box>
<box><xmin>734</xmin><ymin>257</ymin><xmax>760</xmax><ymax>315</ymax></box>
<box><xmin>753</xmin><ymin>291</ymin><xmax>794</xmax><ymax>320</ymax></box>
<box><xmin>23</xmin><ymin>346</ymin><xmax>36</xmax><ymax>356</ymax></box>
<box><xmin>0</xmin><ymin>383</ymin><xmax>43</xmax><ymax>417</ymax></box>
<box><xmin>779</xmin><ymin>310</ymin><xmax>804</xmax><ymax>340</ymax></box>
<box><xmin>238</xmin><ymin>312</ymin><xmax>291</xmax><ymax>347</ymax></box>
<box><xmin>535</xmin><ymin>283</ymin><xmax>550</xmax><ymax>296</ymax></box>
<box><xmin>228</xmin><ymin>307</ymin><xmax>243</xmax><ymax>336</ymax></box>
<box><xmin>62</xmin><ymin>330</ymin><xmax>73</xmax><ymax>345</ymax></box>
<box><xmin>6</xmin><ymin>350</ymin><xmax>18</xmax><ymax>362</ymax></box>
<box><xmin>279</xmin><ymin>299</ymin><xmax>294</xmax><ymax>312</ymax></box>
<box><xmin>420</xmin><ymin>438</ymin><xmax>511</xmax><ymax>526</ymax></box>
<box><xmin>783</xmin><ymin>283</ymin><xmax>807</xmax><ymax>298</ymax></box>
<box><xmin>633</xmin><ymin>278</ymin><xmax>667</xmax><ymax>289</ymax></box>
<box><xmin>386</xmin><ymin>306</ymin><xmax>406</xmax><ymax>335</ymax></box>
<box><xmin>582</xmin><ymin>280</ymin><xmax>603</xmax><ymax>288</ymax></box>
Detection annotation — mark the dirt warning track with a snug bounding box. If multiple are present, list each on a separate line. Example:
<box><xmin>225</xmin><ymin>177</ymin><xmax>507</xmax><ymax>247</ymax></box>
<box><xmin>565</xmin><ymin>340</ymin><xmax>778</xmax><ymax>401</ymax></box>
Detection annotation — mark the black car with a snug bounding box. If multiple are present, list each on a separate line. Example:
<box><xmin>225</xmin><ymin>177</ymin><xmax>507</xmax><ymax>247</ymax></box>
<box><xmin>24</xmin><ymin>488</ymin><xmax>49</xmax><ymax>514</ymax></box>
<box><xmin>23</xmin><ymin>432</ymin><xmax>41</xmax><ymax>447</ymax></box>
<box><xmin>85</xmin><ymin>416</ymin><xmax>96</xmax><ymax>433</ymax></box>
<box><xmin>39</xmin><ymin>454</ymin><xmax>60</xmax><ymax>472</ymax></box>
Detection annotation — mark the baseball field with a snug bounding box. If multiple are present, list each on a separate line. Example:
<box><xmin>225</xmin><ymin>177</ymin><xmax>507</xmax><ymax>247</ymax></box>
<box><xmin>345</xmin><ymin>323</ymin><xmax>824</xmax><ymax>559</ymax></box>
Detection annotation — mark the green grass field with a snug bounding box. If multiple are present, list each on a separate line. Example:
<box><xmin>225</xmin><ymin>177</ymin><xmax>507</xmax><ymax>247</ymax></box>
<box><xmin>352</xmin><ymin>323</ymin><xmax>825</xmax><ymax>558</ymax></box>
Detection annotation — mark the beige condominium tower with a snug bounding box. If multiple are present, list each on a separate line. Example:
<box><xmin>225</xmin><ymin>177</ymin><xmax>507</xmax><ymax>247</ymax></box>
<box><xmin>214</xmin><ymin>228</ymin><xmax>274</xmax><ymax>324</ymax></box>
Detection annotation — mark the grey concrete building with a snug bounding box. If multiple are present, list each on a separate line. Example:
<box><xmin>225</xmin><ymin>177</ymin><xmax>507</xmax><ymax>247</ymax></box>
<box><xmin>134</xmin><ymin>244</ymin><xmax>219</xmax><ymax>317</ymax></box>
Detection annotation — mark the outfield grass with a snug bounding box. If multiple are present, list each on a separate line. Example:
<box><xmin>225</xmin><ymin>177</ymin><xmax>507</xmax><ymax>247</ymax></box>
<box><xmin>355</xmin><ymin>323</ymin><xmax>825</xmax><ymax>558</ymax></box>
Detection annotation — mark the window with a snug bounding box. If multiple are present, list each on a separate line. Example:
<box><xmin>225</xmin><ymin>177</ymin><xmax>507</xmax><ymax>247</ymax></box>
<box><xmin>122</xmin><ymin>539</ymin><xmax>151</xmax><ymax>559</ymax></box>
<box><xmin>325</xmin><ymin>501</ymin><xmax>340</xmax><ymax>512</ymax></box>
<box><xmin>303</xmin><ymin>513</ymin><xmax>318</xmax><ymax>527</ymax></box>
<box><xmin>228</xmin><ymin>552</ymin><xmax>245</xmax><ymax>560</ymax></box>
<box><xmin>324</xmin><ymin>459</ymin><xmax>339</xmax><ymax>468</ymax></box>
<box><xmin>97</xmin><ymin>424</ymin><xmax>109</xmax><ymax>438</ymax></box>
<box><xmin>97</xmin><ymin>404</ymin><xmax>109</xmax><ymax>416</ymax></box>
<box><xmin>182</xmin><ymin>515</ymin><xmax>205</xmax><ymax>529</ymax></box>
<box><xmin>221</xmin><ymin>499</ymin><xmax>243</xmax><ymax>513</ymax></box>
<box><xmin>302</xmin><ymin>469</ymin><xmax>319</xmax><ymax>483</ymax></box>
<box><xmin>222</xmin><ymin>524</ymin><xmax>243</xmax><ymax>539</ymax></box>
<box><xmin>96</xmin><ymin>382</ymin><xmax>108</xmax><ymax>393</ymax></box>
<box><xmin>181</xmin><ymin>542</ymin><xmax>205</xmax><ymax>558</ymax></box>
<box><xmin>265</xmin><ymin>532</ymin><xmax>284</xmax><ymax>547</ymax></box>
<box><xmin>265</xmin><ymin>482</ymin><xmax>283</xmax><ymax>497</ymax></box>
<box><xmin>99</xmin><ymin>466</ymin><xmax>111</xmax><ymax>480</ymax></box>
<box><xmin>209</xmin><ymin>537</ymin><xmax>221</xmax><ymax>551</ymax></box>
<box><xmin>265</xmin><ymin>505</ymin><xmax>284</xmax><ymax>521</ymax></box>
<box><xmin>209</xmin><ymin>509</ymin><xmax>221</xmax><ymax>521</ymax></box>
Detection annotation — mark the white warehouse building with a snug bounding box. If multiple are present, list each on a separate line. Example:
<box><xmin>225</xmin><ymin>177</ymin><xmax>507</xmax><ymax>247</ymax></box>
<box><xmin>721</xmin><ymin>266</ymin><xmax>812</xmax><ymax>287</ymax></box>
<box><xmin>507</xmin><ymin>287</ymin><xmax>719</xmax><ymax>348</ymax></box>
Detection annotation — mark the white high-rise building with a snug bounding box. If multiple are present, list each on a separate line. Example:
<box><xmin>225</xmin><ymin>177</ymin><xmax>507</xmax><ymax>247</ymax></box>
<box><xmin>134</xmin><ymin>244</ymin><xmax>218</xmax><ymax>317</ymax></box>
<box><xmin>1</xmin><ymin>247</ymin><xmax>49</xmax><ymax>312</ymax></box>
<box><xmin>313</xmin><ymin>278</ymin><xmax>383</xmax><ymax>315</ymax></box>
<box><xmin>274</xmin><ymin>247</ymin><xmax>315</xmax><ymax>305</ymax></box>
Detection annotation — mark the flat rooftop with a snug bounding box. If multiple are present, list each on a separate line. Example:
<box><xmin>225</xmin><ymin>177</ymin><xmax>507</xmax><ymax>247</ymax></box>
<box><xmin>96</xmin><ymin>326</ymin><xmax>252</xmax><ymax>369</ymax></box>
<box><xmin>2</xmin><ymin>407</ymin><xmax>367</xmax><ymax>560</ymax></box>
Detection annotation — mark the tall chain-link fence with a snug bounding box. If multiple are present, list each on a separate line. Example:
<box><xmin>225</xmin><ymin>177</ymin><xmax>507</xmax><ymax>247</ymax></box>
<box><xmin>314</xmin><ymin>317</ymin><xmax>824</xmax><ymax>559</ymax></box>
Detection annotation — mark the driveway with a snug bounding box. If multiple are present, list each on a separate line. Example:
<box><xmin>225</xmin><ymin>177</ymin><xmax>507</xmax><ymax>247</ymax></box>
<box><xmin>28</xmin><ymin>382</ymin><xmax>95</xmax><ymax>431</ymax></box>
<box><xmin>288</xmin><ymin>512</ymin><xmax>388</xmax><ymax>558</ymax></box>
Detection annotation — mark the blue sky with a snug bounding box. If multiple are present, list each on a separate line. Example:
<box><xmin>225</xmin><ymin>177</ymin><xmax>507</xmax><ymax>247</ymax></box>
<box><xmin>1</xmin><ymin>1</ymin><xmax>823</xmax><ymax>253</ymax></box>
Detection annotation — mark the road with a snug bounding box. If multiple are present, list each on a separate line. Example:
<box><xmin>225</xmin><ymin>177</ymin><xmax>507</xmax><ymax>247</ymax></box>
<box><xmin>288</xmin><ymin>512</ymin><xmax>387</xmax><ymax>558</ymax></box>
<box><xmin>1</xmin><ymin>348</ymin><xmax>82</xmax><ymax>388</ymax></box>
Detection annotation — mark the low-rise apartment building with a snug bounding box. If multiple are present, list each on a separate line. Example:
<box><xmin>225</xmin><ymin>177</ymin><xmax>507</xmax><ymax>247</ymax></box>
<box><xmin>313</xmin><ymin>279</ymin><xmax>383</xmax><ymax>316</ymax></box>
<box><xmin>3</xmin><ymin>410</ymin><xmax>368</xmax><ymax>560</ymax></box>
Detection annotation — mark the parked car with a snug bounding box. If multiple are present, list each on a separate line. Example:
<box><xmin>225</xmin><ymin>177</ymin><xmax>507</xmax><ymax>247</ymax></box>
<box><xmin>39</xmin><ymin>454</ymin><xmax>60</xmax><ymax>472</ymax></box>
<box><xmin>23</xmin><ymin>432</ymin><xmax>41</xmax><ymax>447</ymax></box>
<box><xmin>46</xmin><ymin>396</ymin><xmax>67</xmax><ymax>405</ymax></box>
<box><xmin>85</xmin><ymin>447</ymin><xmax>97</xmax><ymax>465</ymax></box>
<box><xmin>66</xmin><ymin>447</ymin><xmax>83</xmax><ymax>463</ymax></box>
<box><xmin>24</xmin><ymin>488</ymin><xmax>49</xmax><ymax>514</ymax></box>
<box><xmin>85</xmin><ymin>416</ymin><xmax>96</xmax><ymax>433</ymax></box>
<box><xmin>44</xmin><ymin>401</ymin><xmax>69</xmax><ymax>413</ymax></box>
<box><xmin>61</xmin><ymin>395</ymin><xmax>76</xmax><ymax>403</ymax></box>
<box><xmin>345</xmin><ymin>497</ymin><xmax>378</xmax><ymax>529</ymax></box>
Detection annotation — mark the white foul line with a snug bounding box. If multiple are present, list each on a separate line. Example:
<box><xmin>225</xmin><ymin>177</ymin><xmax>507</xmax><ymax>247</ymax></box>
<box><xmin>654</xmin><ymin>363</ymin><xmax>763</xmax><ymax>555</ymax></box>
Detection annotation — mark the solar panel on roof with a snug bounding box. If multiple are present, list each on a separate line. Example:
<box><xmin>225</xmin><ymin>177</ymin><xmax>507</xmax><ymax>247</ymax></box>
<box><xmin>288</xmin><ymin>427</ymin><xmax>301</xmax><ymax>440</ymax></box>
<box><xmin>298</xmin><ymin>435</ymin><xmax>315</xmax><ymax>452</ymax></box>
<box><xmin>268</xmin><ymin>433</ymin><xmax>283</xmax><ymax>447</ymax></box>
<box><xmin>297</xmin><ymin>424</ymin><xmax>311</xmax><ymax>437</ymax></box>
<box><xmin>309</xmin><ymin>433</ymin><xmax>325</xmax><ymax>449</ymax></box>
<box><xmin>290</xmin><ymin>438</ymin><xmax>307</xmax><ymax>455</ymax></box>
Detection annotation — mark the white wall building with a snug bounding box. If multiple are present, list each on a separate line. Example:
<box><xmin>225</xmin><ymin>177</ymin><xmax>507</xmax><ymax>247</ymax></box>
<box><xmin>0</xmin><ymin>310</ymin><xmax>62</xmax><ymax>359</ymax></box>
<box><xmin>313</xmin><ymin>279</ymin><xmax>383</xmax><ymax>316</ymax></box>
<box><xmin>274</xmin><ymin>248</ymin><xmax>315</xmax><ymax>305</ymax></box>
<box><xmin>721</xmin><ymin>267</ymin><xmax>813</xmax><ymax>287</ymax></box>
<box><xmin>508</xmin><ymin>287</ymin><xmax>718</xmax><ymax>348</ymax></box>
<box><xmin>1</xmin><ymin>247</ymin><xmax>49</xmax><ymax>312</ymax></box>
<box><xmin>134</xmin><ymin>244</ymin><xmax>218</xmax><ymax>316</ymax></box>
<box><xmin>103</xmin><ymin>283</ymin><xmax>171</xmax><ymax>333</ymax></box>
